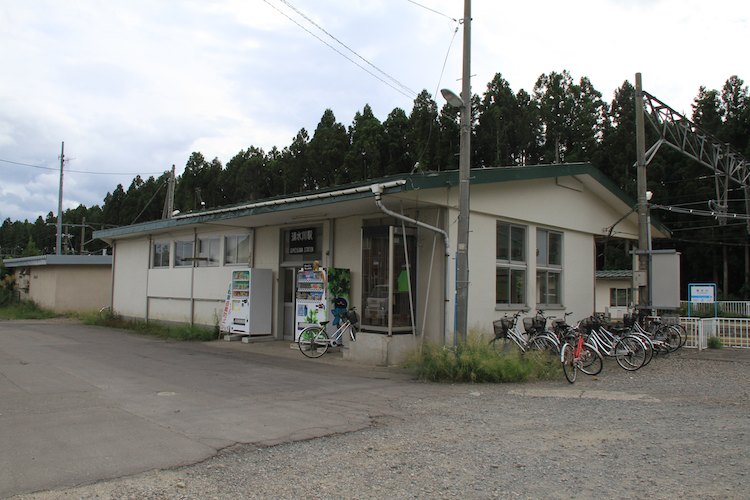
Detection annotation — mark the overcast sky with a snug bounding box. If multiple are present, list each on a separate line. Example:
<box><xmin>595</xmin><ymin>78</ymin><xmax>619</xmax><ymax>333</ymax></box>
<box><xmin>0</xmin><ymin>0</ymin><xmax>747</xmax><ymax>223</ymax></box>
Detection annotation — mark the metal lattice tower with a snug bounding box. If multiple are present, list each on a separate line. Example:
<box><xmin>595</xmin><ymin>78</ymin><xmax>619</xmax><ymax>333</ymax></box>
<box><xmin>640</xmin><ymin>90</ymin><xmax>750</xmax><ymax>231</ymax></box>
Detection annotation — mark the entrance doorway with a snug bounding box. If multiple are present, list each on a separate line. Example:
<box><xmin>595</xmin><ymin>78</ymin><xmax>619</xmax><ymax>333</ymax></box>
<box><xmin>361</xmin><ymin>225</ymin><xmax>416</xmax><ymax>334</ymax></box>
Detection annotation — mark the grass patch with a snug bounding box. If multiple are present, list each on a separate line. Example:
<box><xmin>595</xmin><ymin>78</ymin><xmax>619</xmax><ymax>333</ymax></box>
<box><xmin>80</xmin><ymin>310</ymin><xmax>217</xmax><ymax>342</ymax></box>
<box><xmin>406</xmin><ymin>334</ymin><xmax>561</xmax><ymax>383</ymax></box>
<box><xmin>0</xmin><ymin>301</ymin><xmax>59</xmax><ymax>320</ymax></box>
<box><xmin>707</xmin><ymin>336</ymin><xmax>723</xmax><ymax>349</ymax></box>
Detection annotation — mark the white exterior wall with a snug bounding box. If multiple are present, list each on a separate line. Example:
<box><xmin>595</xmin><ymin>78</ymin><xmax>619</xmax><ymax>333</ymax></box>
<box><xmin>595</xmin><ymin>278</ymin><xmax>632</xmax><ymax>319</ymax></box>
<box><xmin>112</xmin><ymin>238</ymin><xmax>149</xmax><ymax>319</ymax></box>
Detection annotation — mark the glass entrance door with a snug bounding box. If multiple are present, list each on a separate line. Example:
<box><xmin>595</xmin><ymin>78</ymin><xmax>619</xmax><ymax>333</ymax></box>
<box><xmin>361</xmin><ymin>226</ymin><xmax>416</xmax><ymax>334</ymax></box>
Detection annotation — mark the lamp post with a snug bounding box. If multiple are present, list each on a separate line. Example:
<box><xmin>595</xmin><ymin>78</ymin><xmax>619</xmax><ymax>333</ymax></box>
<box><xmin>440</xmin><ymin>0</ymin><xmax>471</xmax><ymax>346</ymax></box>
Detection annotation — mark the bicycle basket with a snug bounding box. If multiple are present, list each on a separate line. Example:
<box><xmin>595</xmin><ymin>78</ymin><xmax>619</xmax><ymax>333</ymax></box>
<box><xmin>623</xmin><ymin>313</ymin><xmax>635</xmax><ymax>328</ymax></box>
<box><xmin>522</xmin><ymin>316</ymin><xmax>545</xmax><ymax>333</ymax></box>
<box><xmin>579</xmin><ymin>316</ymin><xmax>595</xmax><ymax>334</ymax></box>
<box><xmin>493</xmin><ymin>318</ymin><xmax>512</xmax><ymax>338</ymax></box>
<box><xmin>343</xmin><ymin>309</ymin><xmax>359</xmax><ymax>326</ymax></box>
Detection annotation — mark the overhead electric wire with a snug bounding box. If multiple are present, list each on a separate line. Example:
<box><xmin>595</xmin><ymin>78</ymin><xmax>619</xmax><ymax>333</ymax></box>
<box><xmin>278</xmin><ymin>0</ymin><xmax>417</xmax><ymax>98</ymax></box>
<box><xmin>263</xmin><ymin>0</ymin><xmax>415</xmax><ymax>100</ymax></box>
<box><xmin>406</xmin><ymin>0</ymin><xmax>458</xmax><ymax>22</ymax></box>
<box><xmin>0</xmin><ymin>157</ymin><xmax>164</xmax><ymax>176</ymax></box>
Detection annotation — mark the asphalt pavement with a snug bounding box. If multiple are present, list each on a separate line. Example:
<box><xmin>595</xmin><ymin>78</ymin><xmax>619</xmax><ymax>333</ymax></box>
<box><xmin>0</xmin><ymin>319</ymin><xmax>412</xmax><ymax>498</ymax></box>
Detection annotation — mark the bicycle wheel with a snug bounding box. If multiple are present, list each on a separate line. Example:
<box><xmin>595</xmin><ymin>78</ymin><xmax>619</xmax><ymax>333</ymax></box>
<box><xmin>490</xmin><ymin>336</ymin><xmax>517</xmax><ymax>354</ymax></box>
<box><xmin>298</xmin><ymin>327</ymin><xmax>329</xmax><ymax>358</ymax></box>
<box><xmin>529</xmin><ymin>333</ymin><xmax>560</xmax><ymax>355</ymax></box>
<box><xmin>560</xmin><ymin>342</ymin><xmax>577</xmax><ymax>383</ymax></box>
<box><xmin>631</xmin><ymin>333</ymin><xmax>654</xmax><ymax>366</ymax></box>
<box><xmin>614</xmin><ymin>336</ymin><xmax>646</xmax><ymax>371</ymax></box>
<box><xmin>579</xmin><ymin>342</ymin><xmax>603</xmax><ymax>376</ymax></box>
<box><xmin>664</xmin><ymin>325</ymin><xmax>683</xmax><ymax>351</ymax></box>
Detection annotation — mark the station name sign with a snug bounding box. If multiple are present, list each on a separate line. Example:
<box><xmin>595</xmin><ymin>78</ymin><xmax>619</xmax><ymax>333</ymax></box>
<box><xmin>289</xmin><ymin>227</ymin><xmax>316</xmax><ymax>254</ymax></box>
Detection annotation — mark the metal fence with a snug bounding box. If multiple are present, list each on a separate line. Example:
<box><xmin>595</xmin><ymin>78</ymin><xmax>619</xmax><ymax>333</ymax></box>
<box><xmin>679</xmin><ymin>316</ymin><xmax>750</xmax><ymax>350</ymax></box>
<box><xmin>680</xmin><ymin>300</ymin><xmax>750</xmax><ymax>317</ymax></box>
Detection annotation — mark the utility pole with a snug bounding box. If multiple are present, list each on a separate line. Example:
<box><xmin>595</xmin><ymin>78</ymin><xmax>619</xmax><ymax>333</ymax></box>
<box><xmin>635</xmin><ymin>73</ymin><xmax>650</xmax><ymax>309</ymax></box>
<box><xmin>454</xmin><ymin>0</ymin><xmax>472</xmax><ymax>345</ymax></box>
<box><xmin>56</xmin><ymin>141</ymin><xmax>65</xmax><ymax>255</ymax></box>
<box><xmin>162</xmin><ymin>164</ymin><xmax>176</xmax><ymax>219</ymax></box>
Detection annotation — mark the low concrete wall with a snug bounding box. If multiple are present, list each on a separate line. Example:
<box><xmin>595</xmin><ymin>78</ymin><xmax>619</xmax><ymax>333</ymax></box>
<box><xmin>346</xmin><ymin>332</ymin><xmax>419</xmax><ymax>366</ymax></box>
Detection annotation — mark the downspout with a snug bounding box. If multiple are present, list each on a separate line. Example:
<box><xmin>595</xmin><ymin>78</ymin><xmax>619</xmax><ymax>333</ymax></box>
<box><xmin>370</xmin><ymin>184</ymin><xmax>451</xmax><ymax>346</ymax></box>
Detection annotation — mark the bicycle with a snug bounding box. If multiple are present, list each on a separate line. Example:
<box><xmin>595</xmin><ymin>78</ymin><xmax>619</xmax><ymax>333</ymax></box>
<box><xmin>298</xmin><ymin>307</ymin><xmax>358</xmax><ymax>358</ymax></box>
<box><xmin>584</xmin><ymin>315</ymin><xmax>650</xmax><ymax>371</ymax></box>
<box><xmin>490</xmin><ymin>312</ymin><xmax>559</xmax><ymax>354</ymax></box>
<box><xmin>560</xmin><ymin>323</ymin><xmax>604</xmax><ymax>383</ymax></box>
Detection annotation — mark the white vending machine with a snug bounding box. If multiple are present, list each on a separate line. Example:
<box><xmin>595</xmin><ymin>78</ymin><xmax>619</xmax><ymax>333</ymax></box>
<box><xmin>294</xmin><ymin>266</ymin><xmax>350</xmax><ymax>340</ymax></box>
<box><xmin>221</xmin><ymin>268</ymin><xmax>273</xmax><ymax>336</ymax></box>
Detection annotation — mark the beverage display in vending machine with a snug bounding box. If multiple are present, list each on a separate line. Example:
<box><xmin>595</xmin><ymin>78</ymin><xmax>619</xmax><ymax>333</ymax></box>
<box><xmin>294</xmin><ymin>264</ymin><xmax>350</xmax><ymax>340</ymax></box>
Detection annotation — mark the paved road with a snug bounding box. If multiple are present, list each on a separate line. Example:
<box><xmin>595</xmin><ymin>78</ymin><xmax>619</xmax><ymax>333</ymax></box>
<box><xmin>0</xmin><ymin>319</ymin><xmax>412</xmax><ymax>498</ymax></box>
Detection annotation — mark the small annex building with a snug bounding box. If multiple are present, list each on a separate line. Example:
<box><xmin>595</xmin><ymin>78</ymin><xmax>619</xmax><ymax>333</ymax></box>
<box><xmin>93</xmin><ymin>163</ymin><xmax>666</xmax><ymax>365</ymax></box>
<box><xmin>3</xmin><ymin>254</ymin><xmax>112</xmax><ymax>314</ymax></box>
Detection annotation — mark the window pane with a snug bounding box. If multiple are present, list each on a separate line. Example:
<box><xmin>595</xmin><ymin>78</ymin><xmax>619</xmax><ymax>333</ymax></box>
<box><xmin>152</xmin><ymin>242</ymin><xmax>169</xmax><ymax>268</ymax></box>
<box><xmin>536</xmin><ymin>229</ymin><xmax>548</xmax><ymax>266</ymax></box>
<box><xmin>496</xmin><ymin>222</ymin><xmax>509</xmax><ymax>261</ymax></box>
<box><xmin>548</xmin><ymin>232</ymin><xmax>562</xmax><ymax>266</ymax></box>
<box><xmin>510</xmin><ymin>226</ymin><xmax>525</xmax><ymax>262</ymax></box>
<box><xmin>547</xmin><ymin>272</ymin><xmax>560</xmax><ymax>305</ymax></box>
<box><xmin>536</xmin><ymin>271</ymin><xmax>547</xmax><ymax>304</ymax></box>
<box><xmin>496</xmin><ymin>267</ymin><xmax>509</xmax><ymax>304</ymax></box>
<box><xmin>174</xmin><ymin>241</ymin><xmax>193</xmax><ymax>267</ymax></box>
<box><xmin>610</xmin><ymin>288</ymin><xmax>617</xmax><ymax>306</ymax></box>
<box><xmin>236</xmin><ymin>235</ymin><xmax>250</xmax><ymax>264</ymax></box>
<box><xmin>224</xmin><ymin>236</ymin><xmax>237</xmax><ymax>264</ymax></box>
<box><xmin>198</xmin><ymin>238</ymin><xmax>219</xmax><ymax>267</ymax></box>
<box><xmin>510</xmin><ymin>269</ymin><xmax>525</xmax><ymax>304</ymax></box>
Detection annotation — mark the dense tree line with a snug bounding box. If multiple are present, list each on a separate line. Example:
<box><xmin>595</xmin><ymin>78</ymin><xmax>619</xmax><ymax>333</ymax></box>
<box><xmin>1</xmin><ymin>71</ymin><xmax>749</xmax><ymax>296</ymax></box>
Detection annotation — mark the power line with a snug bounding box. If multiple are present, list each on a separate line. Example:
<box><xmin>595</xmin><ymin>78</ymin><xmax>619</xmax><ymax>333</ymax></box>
<box><xmin>263</xmin><ymin>0</ymin><xmax>416</xmax><ymax>100</ymax></box>
<box><xmin>0</xmin><ymin>157</ymin><xmax>165</xmax><ymax>176</ymax></box>
<box><xmin>278</xmin><ymin>0</ymin><xmax>417</xmax><ymax>98</ymax></box>
<box><xmin>406</xmin><ymin>0</ymin><xmax>458</xmax><ymax>22</ymax></box>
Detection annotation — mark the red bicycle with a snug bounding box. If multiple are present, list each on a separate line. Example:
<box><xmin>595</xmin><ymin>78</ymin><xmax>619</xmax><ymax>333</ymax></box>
<box><xmin>560</xmin><ymin>325</ymin><xmax>603</xmax><ymax>383</ymax></box>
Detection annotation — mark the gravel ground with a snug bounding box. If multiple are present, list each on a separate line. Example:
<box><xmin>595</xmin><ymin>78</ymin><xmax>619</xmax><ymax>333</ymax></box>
<box><xmin>14</xmin><ymin>348</ymin><xmax>749</xmax><ymax>500</ymax></box>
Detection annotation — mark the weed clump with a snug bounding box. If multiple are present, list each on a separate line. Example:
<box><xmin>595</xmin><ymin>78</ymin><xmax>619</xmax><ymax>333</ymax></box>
<box><xmin>406</xmin><ymin>333</ymin><xmax>560</xmax><ymax>383</ymax></box>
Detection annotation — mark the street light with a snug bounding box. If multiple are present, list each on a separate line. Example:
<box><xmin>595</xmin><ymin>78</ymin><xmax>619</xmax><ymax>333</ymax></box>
<box><xmin>440</xmin><ymin>88</ymin><xmax>464</xmax><ymax>108</ymax></box>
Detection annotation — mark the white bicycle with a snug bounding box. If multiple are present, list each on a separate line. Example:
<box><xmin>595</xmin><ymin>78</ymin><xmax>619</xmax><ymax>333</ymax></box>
<box><xmin>298</xmin><ymin>307</ymin><xmax>358</xmax><ymax>358</ymax></box>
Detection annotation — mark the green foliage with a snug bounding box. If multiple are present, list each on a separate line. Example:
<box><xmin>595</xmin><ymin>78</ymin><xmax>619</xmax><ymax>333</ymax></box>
<box><xmin>406</xmin><ymin>333</ymin><xmax>560</xmax><ymax>383</ymax></box>
<box><xmin>707</xmin><ymin>336</ymin><xmax>723</xmax><ymax>349</ymax></box>
<box><xmin>0</xmin><ymin>300</ymin><xmax>58</xmax><ymax>320</ymax></box>
<box><xmin>21</xmin><ymin>237</ymin><xmax>42</xmax><ymax>257</ymax></box>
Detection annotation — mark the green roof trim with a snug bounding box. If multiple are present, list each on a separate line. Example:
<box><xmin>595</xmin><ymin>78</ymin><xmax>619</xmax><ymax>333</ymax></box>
<box><xmin>94</xmin><ymin>163</ymin><xmax>660</xmax><ymax>241</ymax></box>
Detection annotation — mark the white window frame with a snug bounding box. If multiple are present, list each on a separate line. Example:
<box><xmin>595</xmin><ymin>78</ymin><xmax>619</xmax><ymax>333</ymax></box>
<box><xmin>197</xmin><ymin>237</ymin><xmax>220</xmax><ymax>267</ymax></box>
<box><xmin>224</xmin><ymin>232</ymin><xmax>253</xmax><ymax>266</ymax></box>
<box><xmin>536</xmin><ymin>228</ymin><xmax>563</xmax><ymax>307</ymax></box>
<box><xmin>174</xmin><ymin>240</ymin><xmax>194</xmax><ymax>268</ymax></box>
<box><xmin>496</xmin><ymin>221</ymin><xmax>527</xmax><ymax>307</ymax></box>
<box><xmin>610</xmin><ymin>287</ymin><xmax>631</xmax><ymax>307</ymax></box>
<box><xmin>152</xmin><ymin>241</ymin><xmax>170</xmax><ymax>268</ymax></box>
